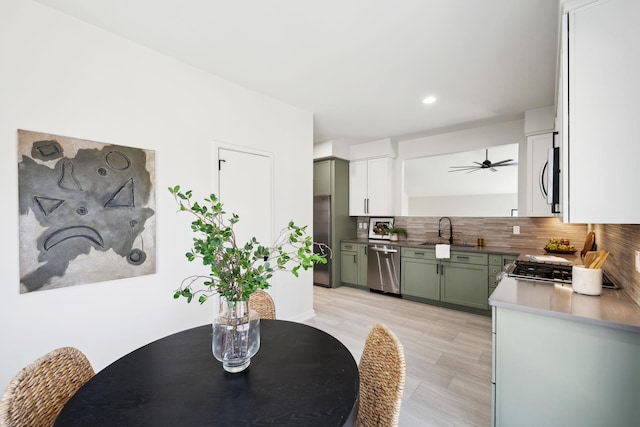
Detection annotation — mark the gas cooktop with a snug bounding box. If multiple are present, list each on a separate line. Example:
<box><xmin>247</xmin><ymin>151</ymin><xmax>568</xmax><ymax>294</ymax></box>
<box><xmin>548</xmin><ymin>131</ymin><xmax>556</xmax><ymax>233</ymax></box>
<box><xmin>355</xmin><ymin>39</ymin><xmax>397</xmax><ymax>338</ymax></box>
<box><xmin>505</xmin><ymin>259</ymin><xmax>620</xmax><ymax>289</ymax></box>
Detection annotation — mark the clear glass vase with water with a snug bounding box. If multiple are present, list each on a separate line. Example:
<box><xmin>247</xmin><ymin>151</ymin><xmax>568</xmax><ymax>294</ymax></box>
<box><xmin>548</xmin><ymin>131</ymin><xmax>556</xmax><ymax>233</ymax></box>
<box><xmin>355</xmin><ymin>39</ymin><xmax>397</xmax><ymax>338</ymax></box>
<box><xmin>212</xmin><ymin>298</ymin><xmax>260</xmax><ymax>373</ymax></box>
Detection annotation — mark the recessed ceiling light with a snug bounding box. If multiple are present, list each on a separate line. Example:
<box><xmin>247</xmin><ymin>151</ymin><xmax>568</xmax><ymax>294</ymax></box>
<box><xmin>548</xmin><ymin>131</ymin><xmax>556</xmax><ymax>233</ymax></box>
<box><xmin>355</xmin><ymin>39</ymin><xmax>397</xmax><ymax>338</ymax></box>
<box><xmin>422</xmin><ymin>96</ymin><xmax>437</xmax><ymax>104</ymax></box>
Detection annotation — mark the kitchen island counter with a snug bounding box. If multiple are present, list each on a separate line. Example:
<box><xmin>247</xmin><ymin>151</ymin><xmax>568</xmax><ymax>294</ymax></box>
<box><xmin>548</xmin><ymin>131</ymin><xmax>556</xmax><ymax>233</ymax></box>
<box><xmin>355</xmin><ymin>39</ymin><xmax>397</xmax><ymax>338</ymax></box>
<box><xmin>490</xmin><ymin>276</ymin><xmax>640</xmax><ymax>333</ymax></box>
<box><xmin>491</xmin><ymin>277</ymin><xmax>640</xmax><ymax>427</ymax></box>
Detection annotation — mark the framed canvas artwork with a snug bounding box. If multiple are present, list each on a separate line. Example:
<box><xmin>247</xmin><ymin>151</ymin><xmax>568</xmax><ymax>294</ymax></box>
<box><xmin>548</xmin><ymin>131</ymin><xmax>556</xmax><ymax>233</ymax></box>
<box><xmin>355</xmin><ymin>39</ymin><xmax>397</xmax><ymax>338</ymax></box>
<box><xmin>17</xmin><ymin>129</ymin><xmax>156</xmax><ymax>293</ymax></box>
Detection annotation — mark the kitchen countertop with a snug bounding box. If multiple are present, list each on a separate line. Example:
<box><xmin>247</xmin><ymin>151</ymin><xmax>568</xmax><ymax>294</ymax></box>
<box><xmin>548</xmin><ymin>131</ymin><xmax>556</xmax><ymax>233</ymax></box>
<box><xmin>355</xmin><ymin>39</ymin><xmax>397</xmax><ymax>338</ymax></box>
<box><xmin>490</xmin><ymin>276</ymin><xmax>640</xmax><ymax>334</ymax></box>
<box><xmin>340</xmin><ymin>238</ymin><xmax>530</xmax><ymax>256</ymax></box>
<box><xmin>342</xmin><ymin>238</ymin><xmax>640</xmax><ymax>333</ymax></box>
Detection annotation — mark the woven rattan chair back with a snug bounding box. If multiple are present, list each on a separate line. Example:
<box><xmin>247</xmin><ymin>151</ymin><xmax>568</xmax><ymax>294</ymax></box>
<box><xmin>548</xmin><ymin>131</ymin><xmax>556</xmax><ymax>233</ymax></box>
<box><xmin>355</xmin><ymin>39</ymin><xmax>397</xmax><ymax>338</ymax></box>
<box><xmin>0</xmin><ymin>346</ymin><xmax>95</xmax><ymax>427</ymax></box>
<box><xmin>356</xmin><ymin>323</ymin><xmax>406</xmax><ymax>427</ymax></box>
<box><xmin>249</xmin><ymin>290</ymin><xmax>276</xmax><ymax>320</ymax></box>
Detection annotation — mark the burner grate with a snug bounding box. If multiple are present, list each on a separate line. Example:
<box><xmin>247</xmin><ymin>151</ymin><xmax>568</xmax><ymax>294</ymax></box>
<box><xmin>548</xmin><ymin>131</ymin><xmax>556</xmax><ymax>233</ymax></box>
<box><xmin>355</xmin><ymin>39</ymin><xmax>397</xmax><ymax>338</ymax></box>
<box><xmin>507</xmin><ymin>260</ymin><xmax>621</xmax><ymax>289</ymax></box>
<box><xmin>509</xmin><ymin>260</ymin><xmax>572</xmax><ymax>283</ymax></box>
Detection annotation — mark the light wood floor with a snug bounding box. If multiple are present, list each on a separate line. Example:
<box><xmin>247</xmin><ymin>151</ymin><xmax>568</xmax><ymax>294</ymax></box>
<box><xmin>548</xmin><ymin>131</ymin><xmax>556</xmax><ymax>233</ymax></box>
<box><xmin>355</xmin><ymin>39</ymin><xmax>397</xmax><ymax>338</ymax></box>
<box><xmin>302</xmin><ymin>285</ymin><xmax>493</xmax><ymax>427</ymax></box>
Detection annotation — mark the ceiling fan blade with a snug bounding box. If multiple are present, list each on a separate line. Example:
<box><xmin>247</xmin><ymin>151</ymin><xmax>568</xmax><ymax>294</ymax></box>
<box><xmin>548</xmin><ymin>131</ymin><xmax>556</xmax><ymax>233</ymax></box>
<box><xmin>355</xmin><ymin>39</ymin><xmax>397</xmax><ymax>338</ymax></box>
<box><xmin>449</xmin><ymin>150</ymin><xmax>517</xmax><ymax>172</ymax></box>
<box><xmin>490</xmin><ymin>159</ymin><xmax>514</xmax><ymax>167</ymax></box>
<box><xmin>449</xmin><ymin>167</ymin><xmax>479</xmax><ymax>172</ymax></box>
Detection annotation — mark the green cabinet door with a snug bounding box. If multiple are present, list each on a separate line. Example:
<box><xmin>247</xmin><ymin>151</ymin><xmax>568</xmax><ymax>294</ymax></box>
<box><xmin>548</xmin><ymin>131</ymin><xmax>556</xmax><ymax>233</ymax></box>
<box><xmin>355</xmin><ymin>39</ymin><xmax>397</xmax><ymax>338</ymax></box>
<box><xmin>340</xmin><ymin>249</ymin><xmax>358</xmax><ymax>285</ymax></box>
<box><xmin>502</xmin><ymin>255</ymin><xmax>517</xmax><ymax>267</ymax></box>
<box><xmin>494</xmin><ymin>307</ymin><xmax>640</xmax><ymax>427</ymax></box>
<box><xmin>401</xmin><ymin>257</ymin><xmax>440</xmax><ymax>300</ymax></box>
<box><xmin>357</xmin><ymin>244</ymin><xmax>368</xmax><ymax>286</ymax></box>
<box><xmin>313</xmin><ymin>160</ymin><xmax>331</xmax><ymax>196</ymax></box>
<box><xmin>441</xmin><ymin>262</ymin><xmax>489</xmax><ymax>309</ymax></box>
<box><xmin>340</xmin><ymin>243</ymin><xmax>367</xmax><ymax>286</ymax></box>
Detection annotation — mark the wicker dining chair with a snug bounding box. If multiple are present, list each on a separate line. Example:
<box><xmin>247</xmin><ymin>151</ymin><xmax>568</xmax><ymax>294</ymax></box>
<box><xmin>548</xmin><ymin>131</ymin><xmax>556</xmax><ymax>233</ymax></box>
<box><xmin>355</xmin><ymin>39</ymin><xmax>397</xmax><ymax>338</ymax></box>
<box><xmin>356</xmin><ymin>323</ymin><xmax>406</xmax><ymax>427</ymax></box>
<box><xmin>249</xmin><ymin>290</ymin><xmax>276</xmax><ymax>320</ymax></box>
<box><xmin>0</xmin><ymin>347</ymin><xmax>95</xmax><ymax>427</ymax></box>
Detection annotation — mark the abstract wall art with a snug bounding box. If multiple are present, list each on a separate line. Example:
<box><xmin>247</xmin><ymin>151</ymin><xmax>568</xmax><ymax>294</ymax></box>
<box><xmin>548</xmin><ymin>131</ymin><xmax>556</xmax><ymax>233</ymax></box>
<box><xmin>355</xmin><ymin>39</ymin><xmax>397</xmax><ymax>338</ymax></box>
<box><xmin>17</xmin><ymin>129</ymin><xmax>156</xmax><ymax>293</ymax></box>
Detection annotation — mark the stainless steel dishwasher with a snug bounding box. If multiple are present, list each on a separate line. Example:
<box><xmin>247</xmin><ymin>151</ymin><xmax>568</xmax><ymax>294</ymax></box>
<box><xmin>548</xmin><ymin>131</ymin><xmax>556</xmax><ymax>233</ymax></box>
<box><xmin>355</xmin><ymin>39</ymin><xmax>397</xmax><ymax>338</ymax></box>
<box><xmin>367</xmin><ymin>243</ymin><xmax>400</xmax><ymax>294</ymax></box>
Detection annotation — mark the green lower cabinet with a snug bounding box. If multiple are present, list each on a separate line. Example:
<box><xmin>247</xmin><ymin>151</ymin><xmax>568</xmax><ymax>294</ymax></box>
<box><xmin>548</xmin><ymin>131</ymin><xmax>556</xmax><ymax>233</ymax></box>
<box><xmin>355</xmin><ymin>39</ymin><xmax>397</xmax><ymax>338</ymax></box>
<box><xmin>493</xmin><ymin>307</ymin><xmax>640</xmax><ymax>426</ymax></box>
<box><xmin>489</xmin><ymin>254</ymin><xmax>518</xmax><ymax>296</ymax></box>
<box><xmin>357</xmin><ymin>245</ymin><xmax>367</xmax><ymax>286</ymax></box>
<box><xmin>401</xmin><ymin>257</ymin><xmax>440</xmax><ymax>300</ymax></box>
<box><xmin>340</xmin><ymin>242</ymin><xmax>367</xmax><ymax>286</ymax></box>
<box><xmin>440</xmin><ymin>262</ymin><xmax>489</xmax><ymax>310</ymax></box>
<box><xmin>401</xmin><ymin>248</ymin><xmax>490</xmax><ymax>311</ymax></box>
<box><xmin>340</xmin><ymin>249</ymin><xmax>358</xmax><ymax>285</ymax></box>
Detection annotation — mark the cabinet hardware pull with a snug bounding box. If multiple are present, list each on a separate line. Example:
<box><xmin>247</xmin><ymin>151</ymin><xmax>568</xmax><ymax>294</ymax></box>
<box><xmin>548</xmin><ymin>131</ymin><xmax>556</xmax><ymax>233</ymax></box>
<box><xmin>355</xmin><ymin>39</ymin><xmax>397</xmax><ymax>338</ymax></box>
<box><xmin>456</xmin><ymin>256</ymin><xmax>469</xmax><ymax>261</ymax></box>
<box><xmin>414</xmin><ymin>251</ymin><xmax>424</xmax><ymax>256</ymax></box>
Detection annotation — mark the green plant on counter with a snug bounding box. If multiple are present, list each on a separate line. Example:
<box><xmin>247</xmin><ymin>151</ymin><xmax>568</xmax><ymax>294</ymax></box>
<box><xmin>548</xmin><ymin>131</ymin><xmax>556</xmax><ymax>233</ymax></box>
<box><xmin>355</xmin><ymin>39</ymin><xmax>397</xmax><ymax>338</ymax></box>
<box><xmin>387</xmin><ymin>227</ymin><xmax>408</xmax><ymax>237</ymax></box>
<box><xmin>169</xmin><ymin>185</ymin><xmax>329</xmax><ymax>304</ymax></box>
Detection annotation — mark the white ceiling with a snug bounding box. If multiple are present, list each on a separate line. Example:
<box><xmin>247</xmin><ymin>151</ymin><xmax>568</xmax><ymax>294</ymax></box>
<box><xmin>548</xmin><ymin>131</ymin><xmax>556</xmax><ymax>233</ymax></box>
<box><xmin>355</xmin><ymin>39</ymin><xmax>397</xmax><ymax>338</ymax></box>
<box><xmin>35</xmin><ymin>0</ymin><xmax>561</xmax><ymax>144</ymax></box>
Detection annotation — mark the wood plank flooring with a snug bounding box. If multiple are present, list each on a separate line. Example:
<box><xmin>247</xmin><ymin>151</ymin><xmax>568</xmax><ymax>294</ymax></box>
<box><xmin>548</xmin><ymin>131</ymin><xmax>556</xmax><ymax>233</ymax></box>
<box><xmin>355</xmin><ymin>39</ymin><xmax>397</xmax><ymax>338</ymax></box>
<box><xmin>302</xmin><ymin>286</ymin><xmax>492</xmax><ymax>427</ymax></box>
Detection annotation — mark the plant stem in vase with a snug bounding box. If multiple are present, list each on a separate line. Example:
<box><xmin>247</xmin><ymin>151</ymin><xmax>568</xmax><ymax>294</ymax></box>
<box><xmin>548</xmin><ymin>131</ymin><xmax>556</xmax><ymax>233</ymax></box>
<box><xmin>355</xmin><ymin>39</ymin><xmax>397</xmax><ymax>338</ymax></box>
<box><xmin>212</xmin><ymin>298</ymin><xmax>260</xmax><ymax>373</ymax></box>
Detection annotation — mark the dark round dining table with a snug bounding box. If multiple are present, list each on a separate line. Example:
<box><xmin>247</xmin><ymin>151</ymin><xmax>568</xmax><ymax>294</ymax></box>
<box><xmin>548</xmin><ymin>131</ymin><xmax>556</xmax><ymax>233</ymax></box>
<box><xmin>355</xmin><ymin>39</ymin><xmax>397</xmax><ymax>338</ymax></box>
<box><xmin>54</xmin><ymin>320</ymin><xmax>359</xmax><ymax>426</ymax></box>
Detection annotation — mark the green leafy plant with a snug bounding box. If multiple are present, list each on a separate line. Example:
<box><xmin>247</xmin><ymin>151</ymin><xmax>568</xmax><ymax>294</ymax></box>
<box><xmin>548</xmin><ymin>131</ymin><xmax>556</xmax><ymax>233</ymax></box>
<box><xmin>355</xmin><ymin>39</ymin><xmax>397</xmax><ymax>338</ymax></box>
<box><xmin>387</xmin><ymin>227</ymin><xmax>408</xmax><ymax>237</ymax></box>
<box><xmin>169</xmin><ymin>185</ymin><xmax>329</xmax><ymax>304</ymax></box>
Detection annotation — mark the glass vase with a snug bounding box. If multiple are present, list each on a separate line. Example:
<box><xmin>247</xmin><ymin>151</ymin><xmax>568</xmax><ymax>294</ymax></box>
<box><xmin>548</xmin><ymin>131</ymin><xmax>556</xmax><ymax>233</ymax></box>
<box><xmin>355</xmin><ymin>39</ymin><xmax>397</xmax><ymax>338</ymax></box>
<box><xmin>212</xmin><ymin>297</ymin><xmax>260</xmax><ymax>373</ymax></box>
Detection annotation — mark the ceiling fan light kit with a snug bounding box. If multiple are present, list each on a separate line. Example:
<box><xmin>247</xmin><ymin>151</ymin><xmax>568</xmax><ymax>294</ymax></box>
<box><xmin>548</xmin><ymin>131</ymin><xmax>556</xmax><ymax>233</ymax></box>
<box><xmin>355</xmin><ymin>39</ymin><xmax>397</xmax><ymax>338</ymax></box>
<box><xmin>449</xmin><ymin>149</ymin><xmax>516</xmax><ymax>173</ymax></box>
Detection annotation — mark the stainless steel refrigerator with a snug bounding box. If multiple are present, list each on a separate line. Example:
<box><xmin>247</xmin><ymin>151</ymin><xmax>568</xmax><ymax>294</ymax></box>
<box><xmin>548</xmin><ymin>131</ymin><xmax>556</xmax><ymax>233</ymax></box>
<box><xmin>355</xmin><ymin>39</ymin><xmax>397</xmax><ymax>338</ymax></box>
<box><xmin>313</xmin><ymin>195</ymin><xmax>331</xmax><ymax>287</ymax></box>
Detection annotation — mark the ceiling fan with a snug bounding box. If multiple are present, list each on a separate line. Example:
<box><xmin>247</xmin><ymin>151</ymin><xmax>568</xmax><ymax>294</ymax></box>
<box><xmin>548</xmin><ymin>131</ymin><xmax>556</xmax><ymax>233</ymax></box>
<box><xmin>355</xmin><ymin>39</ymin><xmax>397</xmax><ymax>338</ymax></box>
<box><xmin>449</xmin><ymin>149</ymin><xmax>517</xmax><ymax>173</ymax></box>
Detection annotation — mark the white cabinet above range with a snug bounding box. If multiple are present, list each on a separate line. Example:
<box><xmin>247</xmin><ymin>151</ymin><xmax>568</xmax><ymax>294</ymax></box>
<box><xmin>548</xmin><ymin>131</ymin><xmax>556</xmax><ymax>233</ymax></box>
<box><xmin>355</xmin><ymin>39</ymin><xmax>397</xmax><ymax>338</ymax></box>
<box><xmin>557</xmin><ymin>0</ymin><xmax>640</xmax><ymax>223</ymax></box>
<box><xmin>349</xmin><ymin>157</ymin><xmax>396</xmax><ymax>216</ymax></box>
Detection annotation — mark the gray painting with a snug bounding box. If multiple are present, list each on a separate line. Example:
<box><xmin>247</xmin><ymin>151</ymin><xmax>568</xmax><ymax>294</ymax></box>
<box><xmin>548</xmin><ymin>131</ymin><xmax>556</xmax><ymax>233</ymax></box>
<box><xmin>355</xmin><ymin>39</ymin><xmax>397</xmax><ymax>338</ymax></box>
<box><xmin>17</xmin><ymin>130</ymin><xmax>156</xmax><ymax>293</ymax></box>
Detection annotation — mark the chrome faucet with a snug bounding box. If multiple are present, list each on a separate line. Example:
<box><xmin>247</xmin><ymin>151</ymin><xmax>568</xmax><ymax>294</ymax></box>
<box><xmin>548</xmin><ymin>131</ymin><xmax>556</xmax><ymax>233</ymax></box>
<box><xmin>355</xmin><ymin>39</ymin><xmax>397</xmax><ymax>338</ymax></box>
<box><xmin>438</xmin><ymin>217</ymin><xmax>453</xmax><ymax>245</ymax></box>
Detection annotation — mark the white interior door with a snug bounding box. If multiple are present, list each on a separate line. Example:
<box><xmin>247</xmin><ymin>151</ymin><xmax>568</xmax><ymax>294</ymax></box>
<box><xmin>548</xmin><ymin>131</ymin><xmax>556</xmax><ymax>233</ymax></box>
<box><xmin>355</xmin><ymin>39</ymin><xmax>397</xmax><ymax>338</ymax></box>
<box><xmin>217</xmin><ymin>147</ymin><xmax>272</xmax><ymax>252</ymax></box>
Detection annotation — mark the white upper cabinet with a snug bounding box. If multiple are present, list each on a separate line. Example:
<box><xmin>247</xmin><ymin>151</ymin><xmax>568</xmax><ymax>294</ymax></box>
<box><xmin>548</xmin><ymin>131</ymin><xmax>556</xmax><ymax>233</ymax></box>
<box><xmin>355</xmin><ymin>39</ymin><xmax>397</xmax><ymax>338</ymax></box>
<box><xmin>558</xmin><ymin>0</ymin><xmax>640</xmax><ymax>223</ymax></box>
<box><xmin>349</xmin><ymin>160</ymin><xmax>369</xmax><ymax>215</ymax></box>
<box><xmin>523</xmin><ymin>106</ymin><xmax>555</xmax><ymax>217</ymax></box>
<box><xmin>524</xmin><ymin>133</ymin><xmax>554</xmax><ymax>217</ymax></box>
<box><xmin>349</xmin><ymin>157</ymin><xmax>395</xmax><ymax>216</ymax></box>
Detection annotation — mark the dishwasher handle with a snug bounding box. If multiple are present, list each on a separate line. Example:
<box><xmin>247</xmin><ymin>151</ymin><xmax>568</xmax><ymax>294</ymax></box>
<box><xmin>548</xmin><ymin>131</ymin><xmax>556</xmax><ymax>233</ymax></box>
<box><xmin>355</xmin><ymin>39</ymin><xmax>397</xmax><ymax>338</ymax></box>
<box><xmin>369</xmin><ymin>246</ymin><xmax>398</xmax><ymax>254</ymax></box>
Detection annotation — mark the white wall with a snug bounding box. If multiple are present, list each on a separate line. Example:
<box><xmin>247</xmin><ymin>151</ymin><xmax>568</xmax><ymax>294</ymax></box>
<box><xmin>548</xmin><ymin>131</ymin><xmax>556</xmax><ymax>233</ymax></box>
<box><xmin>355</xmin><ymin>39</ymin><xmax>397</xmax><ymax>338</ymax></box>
<box><xmin>0</xmin><ymin>0</ymin><xmax>315</xmax><ymax>387</ymax></box>
<box><xmin>403</xmin><ymin>144</ymin><xmax>519</xmax><ymax>197</ymax></box>
<box><xmin>409</xmin><ymin>194</ymin><xmax>518</xmax><ymax>217</ymax></box>
<box><xmin>397</xmin><ymin>119</ymin><xmax>526</xmax><ymax>215</ymax></box>
<box><xmin>398</xmin><ymin>119</ymin><xmax>525</xmax><ymax>159</ymax></box>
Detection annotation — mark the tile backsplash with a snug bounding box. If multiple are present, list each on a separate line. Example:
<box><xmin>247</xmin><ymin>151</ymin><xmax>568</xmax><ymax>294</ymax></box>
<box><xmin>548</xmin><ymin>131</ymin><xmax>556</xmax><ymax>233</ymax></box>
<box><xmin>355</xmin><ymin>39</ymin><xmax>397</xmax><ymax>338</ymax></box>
<box><xmin>357</xmin><ymin>216</ymin><xmax>587</xmax><ymax>250</ymax></box>
<box><xmin>590</xmin><ymin>224</ymin><xmax>640</xmax><ymax>308</ymax></box>
<box><xmin>356</xmin><ymin>216</ymin><xmax>640</xmax><ymax>308</ymax></box>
